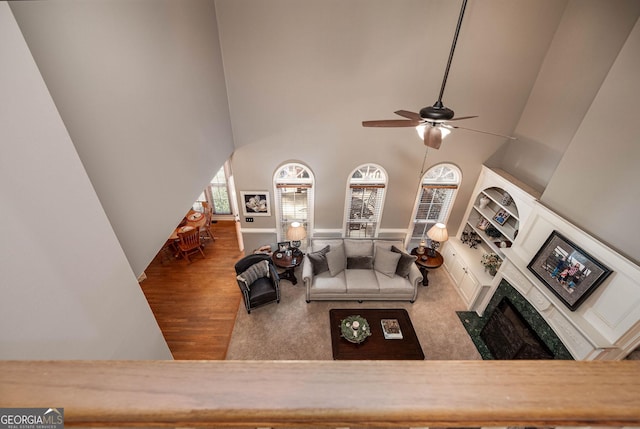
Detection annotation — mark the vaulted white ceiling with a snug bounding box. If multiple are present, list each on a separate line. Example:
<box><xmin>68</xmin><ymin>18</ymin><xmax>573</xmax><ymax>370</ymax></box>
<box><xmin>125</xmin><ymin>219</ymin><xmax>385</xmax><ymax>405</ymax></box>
<box><xmin>215</xmin><ymin>0</ymin><xmax>567</xmax><ymax>151</ymax></box>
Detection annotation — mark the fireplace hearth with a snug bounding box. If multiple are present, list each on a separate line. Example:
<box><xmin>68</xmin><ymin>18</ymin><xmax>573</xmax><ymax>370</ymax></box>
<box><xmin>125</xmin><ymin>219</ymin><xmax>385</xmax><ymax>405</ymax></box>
<box><xmin>457</xmin><ymin>280</ymin><xmax>573</xmax><ymax>360</ymax></box>
<box><xmin>481</xmin><ymin>298</ymin><xmax>553</xmax><ymax>360</ymax></box>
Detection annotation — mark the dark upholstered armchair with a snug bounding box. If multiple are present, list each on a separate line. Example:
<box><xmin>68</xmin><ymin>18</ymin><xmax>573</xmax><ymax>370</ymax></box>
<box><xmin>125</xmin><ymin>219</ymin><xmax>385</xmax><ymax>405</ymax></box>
<box><xmin>234</xmin><ymin>254</ymin><xmax>280</xmax><ymax>314</ymax></box>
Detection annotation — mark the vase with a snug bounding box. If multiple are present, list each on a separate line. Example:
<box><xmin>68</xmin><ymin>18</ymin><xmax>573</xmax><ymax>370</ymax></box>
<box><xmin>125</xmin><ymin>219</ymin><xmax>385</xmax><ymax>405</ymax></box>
<box><xmin>501</xmin><ymin>192</ymin><xmax>512</xmax><ymax>206</ymax></box>
<box><xmin>479</xmin><ymin>195</ymin><xmax>490</xmax><ymax>209</ymax></box>
<box><xmin>489</xmin><ymin>267</ymin><xmax>498</xmax><ymax>276</ymax></box>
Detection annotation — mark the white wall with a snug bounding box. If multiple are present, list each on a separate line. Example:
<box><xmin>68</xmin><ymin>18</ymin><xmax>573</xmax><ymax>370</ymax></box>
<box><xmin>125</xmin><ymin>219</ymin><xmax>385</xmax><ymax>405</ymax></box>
<box><xmin>541</xmin><ymin>16</ymin><xmax>640</xmax><ymax>266</ymax></box>
<box><xmin>0</xmin><ymin>3</ymin><xmax>172</xmax><ymax>359</ymax></box>
<box><xmin>495</xmin><ymin>0</ymin><xmax>640</xmax><ymax>193</ymax></box>
<box><xmin>10</xmin><ymin>0</ymin><xmax>234</xmax><ymax>276</ymax></box>
<box><xmin>218</xmin><ymin>0</ymin><xmax>566</xmax><ymax>243</ymax></box>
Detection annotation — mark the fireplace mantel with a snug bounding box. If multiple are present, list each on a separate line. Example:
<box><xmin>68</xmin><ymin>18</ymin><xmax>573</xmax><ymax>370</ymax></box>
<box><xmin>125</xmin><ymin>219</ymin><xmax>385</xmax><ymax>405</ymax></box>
<box><xmin>477</xmin><ymin>202</ymin><xmax>640</xmax><ymax>360</ymax></box>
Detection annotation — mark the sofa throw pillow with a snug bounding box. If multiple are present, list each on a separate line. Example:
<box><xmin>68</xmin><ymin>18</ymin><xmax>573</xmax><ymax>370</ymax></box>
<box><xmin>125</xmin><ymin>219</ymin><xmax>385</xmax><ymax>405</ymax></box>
<box><xmin>391</xmin><ymin>245</ymin><xmax>417</xmax><ymax>277</ymax></box>
<box><xmin>236</xmin><ymin>260</ymin><xmax>270</xmax><ymax>288</ymax></box>
<box><xmin>343</xmin><ymin>239</ymin><xmax>373</xmax><ymax>258</ymax></box>
<box><xmin>346</xmin><ymin>256</ymin><xmax>374</xmax><ymax>270</ymax></box>
<box><xmin>307</xmin><ymin>245</ymin><xmax>330</xmax><ymax>275</ymax></box>
<box><xmin>326</xmin><ymin>243</ymin><xmax>347</xmax><ymax>277</ymax></box>
<box><xmin>374</xmin><ymin>247</ymin><xmax>402</xmax><ymax>278</ymax></box>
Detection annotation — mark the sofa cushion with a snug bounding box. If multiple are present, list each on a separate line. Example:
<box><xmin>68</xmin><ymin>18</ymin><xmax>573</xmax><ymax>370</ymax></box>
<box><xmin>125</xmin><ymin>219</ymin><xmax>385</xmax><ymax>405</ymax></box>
<box><xmin>307</xmin><ymin>245</ymin><xmax>330</xmax><ymax>275</ymax></box>
<box><xmin>373</xmin><ymin>247</ymin><xmax>402</xmax><ymax>278</ymax></box>
<box><xmin>347</xmin><ymin>256</ymin><xmax>374</xmax><ymax>269</ymax></box>
<box><xmin>375</xmin><ymin>270</ymin><xmax>415</xmax><ymax>294</ymax></box>
<box><xmin>311</xmin><ymin>270</ymin><xmax>347</xmax><ymax>294</ymax></box>
<box><xmin>326</xmin><ymin>243</ymin><xmax>347</xmax><ymax>276</ymax></box>
<box><xmin>311</xmin><ymin>239</ymin><xmax>343</xmax><ymax>252</ymax></box>
<box><xmin>236</xmin><ymin>260</ymin><xmax>270</xmax><ymax>288</ymax></box>
<box><xmin>343</xmin><ymin>239</ymin><xmax>373</xmax><ymax>258</ymax></box>
<box><xmin>373</xmin><ymin>240</ymin><xmax>405</xmax><ymax>258</ymax></box>
<box><xmin>391</xmin><ymin>245</ymin><xmax>417</xmax><ymax>278</ymax></box>
<box><xmin>345</xmin><ymin>269</ymin><xmax>379</xmax><ymax>293</ymax></box>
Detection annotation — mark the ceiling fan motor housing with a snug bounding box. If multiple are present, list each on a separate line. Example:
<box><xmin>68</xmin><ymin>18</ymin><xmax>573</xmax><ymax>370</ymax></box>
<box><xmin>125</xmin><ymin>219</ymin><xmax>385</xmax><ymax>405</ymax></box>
<box><xmin>419</xmin><ymin>103</ymin><xmax>455</xmax><ymax>121</ymax></box>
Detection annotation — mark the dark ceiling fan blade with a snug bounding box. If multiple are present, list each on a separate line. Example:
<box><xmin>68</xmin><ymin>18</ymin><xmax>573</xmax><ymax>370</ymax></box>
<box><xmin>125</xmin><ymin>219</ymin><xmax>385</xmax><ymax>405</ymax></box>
<box><xmin>394</xmin><ymin>110</ymin><xmax>421</xmax><ymax>120</ymax></box>
<box><xmin>362</xmin><ymin>119</ymin><xmax>420</xmax><ymax>127</ymax></box>
<box><xmin>424</xmin><ymin>125</ymin><xmax>442</xmax><ymax>149</ymax></box>
<box><xmin>448</xmin><ymin>115</ymin><xmax>479</xmax><ymax>121</ymax></box>
<box><xmin>445</xmin><ymin>124</ymin><xmax>517</xmax><ymax>139</ymax></box>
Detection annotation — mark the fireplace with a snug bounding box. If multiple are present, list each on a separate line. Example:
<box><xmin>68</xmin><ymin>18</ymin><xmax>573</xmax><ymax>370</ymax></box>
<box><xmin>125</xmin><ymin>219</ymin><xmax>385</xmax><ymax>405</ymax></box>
<box><xmin>481</xmin><ymin>297</ymin><xmax>553</xmax><ymax>360</ymax></box>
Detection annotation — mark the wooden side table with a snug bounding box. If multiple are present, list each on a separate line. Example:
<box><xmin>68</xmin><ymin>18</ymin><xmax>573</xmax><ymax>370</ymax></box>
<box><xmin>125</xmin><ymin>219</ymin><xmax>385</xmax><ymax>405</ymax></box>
<box><xmin>410</xmin><ymin>248</ymin><xmax>444</xmax><ymax>286</ymax></box>
<box><xmin>272</xmin><ymin>249</ymin><xmax>303</xmax><ymax>285</ymax></box>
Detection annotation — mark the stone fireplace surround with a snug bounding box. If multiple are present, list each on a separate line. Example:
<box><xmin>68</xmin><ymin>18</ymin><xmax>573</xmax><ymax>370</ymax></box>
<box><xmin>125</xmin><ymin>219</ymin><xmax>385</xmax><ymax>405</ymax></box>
<box><xmin>458</xmin><ymin>280</ymin><xmax>572</xmax><ymax>360</ymax></box>
<box><xmin>472</xmin><ymin>202</ymin><xmax>640</xmax><ymax>361</ymax></box>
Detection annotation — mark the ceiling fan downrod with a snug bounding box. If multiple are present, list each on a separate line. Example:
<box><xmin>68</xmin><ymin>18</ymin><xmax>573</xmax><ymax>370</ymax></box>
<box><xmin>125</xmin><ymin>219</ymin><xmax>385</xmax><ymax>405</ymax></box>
<box><xmin>436</xmin><ymin>0</ymin><xmax>468</xmax><ymax>105</ymax></box>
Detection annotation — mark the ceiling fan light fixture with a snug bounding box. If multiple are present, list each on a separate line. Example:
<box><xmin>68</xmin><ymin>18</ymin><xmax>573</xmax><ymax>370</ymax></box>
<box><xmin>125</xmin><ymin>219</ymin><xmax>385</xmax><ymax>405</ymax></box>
<box><xmin>416</xmin><ymin>124</ymin><xmax>451</xmax><ymax>140</ymax></box>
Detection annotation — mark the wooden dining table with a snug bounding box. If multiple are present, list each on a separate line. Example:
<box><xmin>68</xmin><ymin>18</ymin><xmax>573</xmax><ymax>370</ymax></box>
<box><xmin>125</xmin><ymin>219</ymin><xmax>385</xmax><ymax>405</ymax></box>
<box><xmin>169</xmin><ymin>210</ymin><xmax>207</xmax><ymax>240</ymax></box>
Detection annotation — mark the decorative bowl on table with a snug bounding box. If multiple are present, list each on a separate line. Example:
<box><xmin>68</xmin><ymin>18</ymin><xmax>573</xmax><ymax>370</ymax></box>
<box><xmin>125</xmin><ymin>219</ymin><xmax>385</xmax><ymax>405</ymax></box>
<box><xmin>340</xmin><ymin>315</ymin><xmax>372</xmax><ymax>344</ymax></box>
<box><xmin>188</xmin><ymin>213</ymin><xmax>203</xmax><ymax>221</ymax></box>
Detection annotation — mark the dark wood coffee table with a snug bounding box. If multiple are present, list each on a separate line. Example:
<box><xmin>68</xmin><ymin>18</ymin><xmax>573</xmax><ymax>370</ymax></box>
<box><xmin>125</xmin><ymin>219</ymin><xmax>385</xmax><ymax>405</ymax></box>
<box><xmin>329</xmin><ymin>308</ymin><xmax>425</xmax><ymax>360</ymax></box>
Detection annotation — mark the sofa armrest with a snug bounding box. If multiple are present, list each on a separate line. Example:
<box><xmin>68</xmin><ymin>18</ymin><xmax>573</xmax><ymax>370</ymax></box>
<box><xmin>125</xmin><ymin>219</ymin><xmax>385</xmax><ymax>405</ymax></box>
<box><xmin>408</xmin><ymin>263</ymin><xmax>423</xmax><ymax>288</ymax></box>
<box><xmin>302</xmin><ymin>255</ymin><xmax>314</xmax><ymax>285</ymax></box>
<box><xmin>302</xmin><ymin>255</ymin><xmax>314</xmax><ymax>302</ymax></box>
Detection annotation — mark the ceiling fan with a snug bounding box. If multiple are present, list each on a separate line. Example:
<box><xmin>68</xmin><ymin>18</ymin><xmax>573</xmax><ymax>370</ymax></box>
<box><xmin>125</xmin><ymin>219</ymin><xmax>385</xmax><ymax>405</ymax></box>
<box><xmin>362</xmin><ymin>0</ymin><xmax>515</xmax><ymax>149</ymax></box>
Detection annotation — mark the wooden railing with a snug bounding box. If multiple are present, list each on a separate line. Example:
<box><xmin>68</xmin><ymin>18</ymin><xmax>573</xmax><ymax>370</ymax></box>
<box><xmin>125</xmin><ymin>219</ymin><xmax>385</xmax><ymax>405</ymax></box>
<box><xmin>2</xmin><ymin>360</ymin><xmax>640</xmax><ymax>428</ymax></box>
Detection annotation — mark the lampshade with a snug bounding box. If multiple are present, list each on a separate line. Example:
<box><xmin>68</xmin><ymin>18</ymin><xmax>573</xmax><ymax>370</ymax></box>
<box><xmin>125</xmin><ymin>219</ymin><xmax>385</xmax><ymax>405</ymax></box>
<box><xmin>427</xmin><ymin>223</ymin><xmax>449</xmax><ymax>243</ymax></box>
<box><xmin>416</xmin><ymin>124</ymin><xmax>451</xmax><ymax>140</ymax></box>
<box><xmin>286</xmin><ymin>222</ymin><xmax>307</xmax><ymax>241</ymax></box>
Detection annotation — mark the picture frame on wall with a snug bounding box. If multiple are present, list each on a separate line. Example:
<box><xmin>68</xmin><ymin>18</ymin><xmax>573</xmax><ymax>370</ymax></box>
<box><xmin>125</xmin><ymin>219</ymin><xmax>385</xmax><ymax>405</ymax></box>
<box><xmin>241</xmin><ymin>191</ymin><xmax>271</xmax><ymax>216</ymax></box>
<box><xmin>527</xmin><ymin>231</ymin><xmax>612</xmax><ymax>311</ymax></box>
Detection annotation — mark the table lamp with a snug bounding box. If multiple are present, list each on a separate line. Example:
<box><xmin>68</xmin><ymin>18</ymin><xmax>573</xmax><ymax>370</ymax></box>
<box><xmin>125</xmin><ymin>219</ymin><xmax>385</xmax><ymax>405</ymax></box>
<box><xmin>427</xmin><ymin>223</ymin><xmax>449</xmax><ymax>256</ymax></box>
<box><xmin>287</xmin><ymin>221</ymin><xmax>307</xmax><ymax>249</ymax></box>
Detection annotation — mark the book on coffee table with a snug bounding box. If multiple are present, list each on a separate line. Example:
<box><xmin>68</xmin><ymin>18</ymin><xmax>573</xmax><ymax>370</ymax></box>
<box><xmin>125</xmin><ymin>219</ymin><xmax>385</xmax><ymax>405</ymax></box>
<box><xmin>381</xmin><ymin>319</ymin><xmax>403</xmax><ymax>339</ymax></box>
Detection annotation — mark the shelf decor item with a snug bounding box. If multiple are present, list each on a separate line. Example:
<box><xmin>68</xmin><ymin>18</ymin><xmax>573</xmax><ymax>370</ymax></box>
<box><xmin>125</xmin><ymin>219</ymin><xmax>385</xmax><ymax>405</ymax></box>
<box><xmin>493</xmin><ymin>209</ymin><xmax>510</xmax><ymax>225</ymax></box>
<box><xmin>527</xmin><ymin>231</ymin><xmax>613</xmax><ymax>311</ymax></box>
<box><xmin>340</xmin><ymin>315</ymin><xmax>372</xmax><ymax>344</ymax></box>
<box><xmin>479</xmin><ymin>195</ymin><xmax>490</xmax><ymax>209</ymax></box>
<box><xmin>501</xmin><ymin>192</ymin><xmax>513</xmax><ymax>206</ymax></box>
<box><xmin>481</xmin><ymin>252</ymin><xmax>502</xmax><ymax>276</ymax></box>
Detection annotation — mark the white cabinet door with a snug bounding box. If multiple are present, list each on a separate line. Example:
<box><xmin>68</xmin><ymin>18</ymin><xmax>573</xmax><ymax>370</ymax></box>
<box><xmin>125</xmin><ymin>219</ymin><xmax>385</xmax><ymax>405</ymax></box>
<box><xmin>441</xmin><ymin>242</ymin><xmax>456</xmax><ymax>272</ymax></box>
<box><xmin>459</xmin><ymin>267</ymin><xmax>480</xmax><ymax>304</ymax></box>
<box><xmin>448</xmin><ymin>254</ymin><xmax>466</xmax><ymax>285</ymax></box>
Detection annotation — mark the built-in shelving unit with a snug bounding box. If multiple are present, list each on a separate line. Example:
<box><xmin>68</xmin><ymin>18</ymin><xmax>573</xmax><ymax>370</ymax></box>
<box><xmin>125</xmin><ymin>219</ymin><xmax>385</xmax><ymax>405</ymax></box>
<box><xmin>465</xmin><ymin>186</ymin><xmax>520</xmax><ymax>259</ymax></box>
<box><xmin>442</xmin><ymin>166</ymin><xmax>539</xmax><ymax>311</ymax></box>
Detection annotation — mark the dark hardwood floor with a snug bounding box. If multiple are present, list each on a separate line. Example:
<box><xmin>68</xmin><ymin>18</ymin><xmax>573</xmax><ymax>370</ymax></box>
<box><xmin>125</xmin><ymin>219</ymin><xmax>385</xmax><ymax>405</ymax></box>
<box><xmin>139</xmin><ymin>221</ymin><xmax>244</xmax><ymax>360</ymax></box>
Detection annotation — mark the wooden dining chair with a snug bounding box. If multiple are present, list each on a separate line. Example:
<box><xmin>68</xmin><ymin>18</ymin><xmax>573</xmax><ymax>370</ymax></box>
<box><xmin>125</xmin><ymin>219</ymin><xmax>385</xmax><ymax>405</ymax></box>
<box><xmin>199</xmin><ymin>202</ymin><xmax>216</xmax><ymax>242</ymax></box>
<box><xmin>177</xmin><ymin>227</ymin><xmax>206</xmax><ymax>263</ymax></box>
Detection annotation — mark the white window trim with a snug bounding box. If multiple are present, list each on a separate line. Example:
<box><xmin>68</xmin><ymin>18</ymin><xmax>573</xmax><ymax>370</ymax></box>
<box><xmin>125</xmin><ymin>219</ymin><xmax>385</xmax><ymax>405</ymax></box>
<box><xmin>342</xmin><ymin>164</ymin><xmax>388</xmax><ymax>238</ymax></box>
<box><xmin>406</xmin><ymin>163</ymin><xmax>461</xmax><ymax>247</ymax></box>
<box><xmin>273</xmin><ymin>162</ymin><xmax>315</xmax><ymax>242</ymax></box>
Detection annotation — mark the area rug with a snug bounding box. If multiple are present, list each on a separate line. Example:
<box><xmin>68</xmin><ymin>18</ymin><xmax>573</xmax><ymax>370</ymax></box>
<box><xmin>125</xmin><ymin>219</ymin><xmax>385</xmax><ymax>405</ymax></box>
<box><xmin>225</xmin><ymin>266</ymin><xmax>481</xmax><ymax>360</ymax></box>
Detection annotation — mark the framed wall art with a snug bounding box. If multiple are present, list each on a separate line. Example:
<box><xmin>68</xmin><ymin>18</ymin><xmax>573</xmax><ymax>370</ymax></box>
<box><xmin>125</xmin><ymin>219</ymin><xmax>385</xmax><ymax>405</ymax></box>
<box><xmin>241</xmin><ymin>191</ymin><xmax>271</xmax><ymax>216</ymax></box>
<box><xmin>527</xmin><ymin>231</ymin><xmax>612</xmax><ymax>311</ymax></box>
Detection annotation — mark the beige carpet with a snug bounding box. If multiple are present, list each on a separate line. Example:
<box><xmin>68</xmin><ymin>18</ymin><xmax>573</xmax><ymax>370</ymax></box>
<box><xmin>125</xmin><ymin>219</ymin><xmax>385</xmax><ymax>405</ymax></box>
<box><xmin>226</xmin><ymin>266</ymin><xmax>482</xmax><ymax>360</ymax></box>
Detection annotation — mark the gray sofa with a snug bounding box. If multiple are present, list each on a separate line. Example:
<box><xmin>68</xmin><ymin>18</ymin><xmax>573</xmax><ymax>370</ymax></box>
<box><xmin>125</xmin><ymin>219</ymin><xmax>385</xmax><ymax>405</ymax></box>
<box><xmin>302</xmin><ymin>238</ymin><xmax>422</xmax><ymax>303</ymax></box>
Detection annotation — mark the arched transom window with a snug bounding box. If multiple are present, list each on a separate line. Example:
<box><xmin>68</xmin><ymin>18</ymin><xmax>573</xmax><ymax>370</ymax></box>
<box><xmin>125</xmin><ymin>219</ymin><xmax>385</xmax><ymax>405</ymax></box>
<box><xmin>273</xmin><ymin>162</ymin><xmax>314</xmax><ymax>242</ymax></box>
<box><xmin>410</xmin><ymin>163</ymin><xmax>460</xmax><ymax>245</ymax></box>
<box><xmin>344</xmin><ymin>164</ymin><xmax>387</xmax><ymax>238</ymax></box>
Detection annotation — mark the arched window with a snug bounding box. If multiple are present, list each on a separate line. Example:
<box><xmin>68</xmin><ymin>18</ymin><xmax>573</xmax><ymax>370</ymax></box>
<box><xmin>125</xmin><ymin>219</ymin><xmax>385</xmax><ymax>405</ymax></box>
<box><xmin>344</xmin><ymin>164</ymin><xmax>387</xmax><ymax>238</ymax></box>
<box><xmin>273</xmin><ymin>162</ymin><xmax>314</xmax><ymax>243</ymax></box>
<box><xmin>409</xmin><ymin>163</ymin><xmax>460</xmax><ymax>246</ymax></box>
